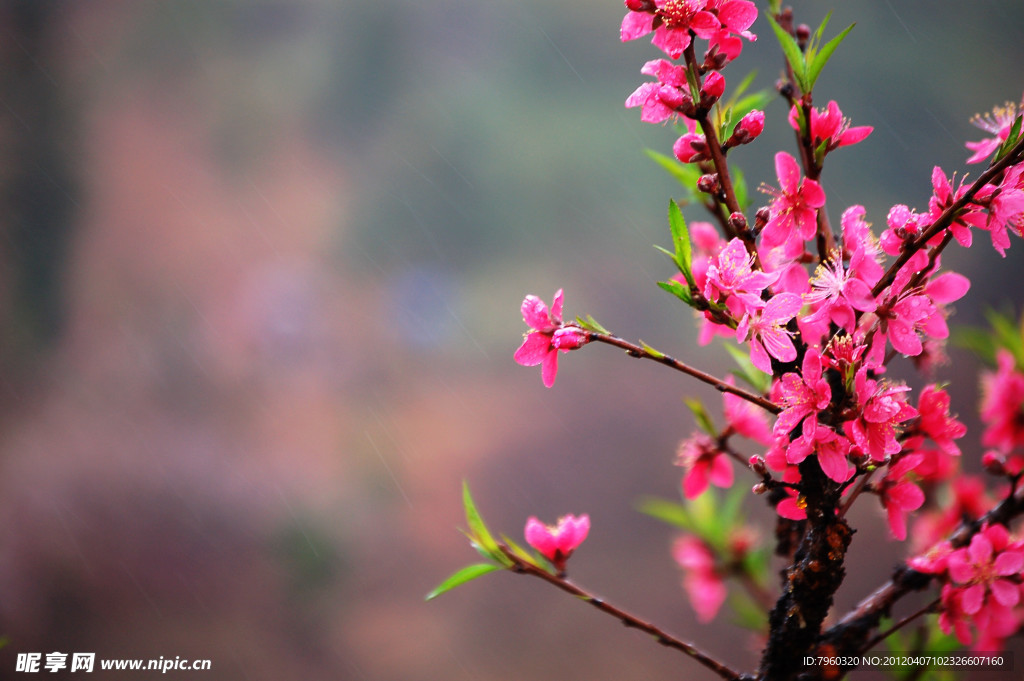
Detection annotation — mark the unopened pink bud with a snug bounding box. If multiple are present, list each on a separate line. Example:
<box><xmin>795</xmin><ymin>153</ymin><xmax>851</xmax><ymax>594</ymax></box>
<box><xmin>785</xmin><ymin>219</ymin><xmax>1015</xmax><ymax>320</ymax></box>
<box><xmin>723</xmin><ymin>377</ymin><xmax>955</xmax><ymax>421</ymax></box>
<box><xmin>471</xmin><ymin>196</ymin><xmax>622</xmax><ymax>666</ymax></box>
<box><xmin>741</xmin><ymin>110</ymin><xmax>765</xmax><ymax>135</ymax></box>
<box><xmin>752</xmin><ymin>482</ymin><xmax>767</xmax><ymax>495</ymax></box>
<box><xmin>982</xmin><ymin>451</ymin><xmax>1007</xmax><ymax>476</ymax></box>
<box><xmin>724</xmin><ymin>111</ymin><xmax>764</xmax><ymax>149</ymax></box>
<box><xmin>729</xmin><ymin>212</ymin><xmax>747</xmax><ymax>232</ymax></box>
<box><xmin>624</xmin><ymin>0</ymin><xmax>651</xmax><ymax>11</ymax></box>
<box><xmin>674</xmin><ymin>133</ymin><xmax>709</xmax><ymax>163</ymax></box>
<box><xmin>701</xmin><ymin>72</ymin><xmax>725</xmax><ymax>101</ymax></box>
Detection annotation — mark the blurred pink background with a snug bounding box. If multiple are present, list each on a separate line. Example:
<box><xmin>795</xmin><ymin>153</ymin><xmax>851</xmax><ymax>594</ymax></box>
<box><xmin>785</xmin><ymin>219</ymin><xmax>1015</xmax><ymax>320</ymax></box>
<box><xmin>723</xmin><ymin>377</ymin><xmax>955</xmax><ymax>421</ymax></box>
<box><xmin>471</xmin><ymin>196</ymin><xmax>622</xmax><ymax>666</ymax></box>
<box><xmin>1</xmin><ymin>1</ymin><xmax>1023</xmax><ymax>679</ymax></box>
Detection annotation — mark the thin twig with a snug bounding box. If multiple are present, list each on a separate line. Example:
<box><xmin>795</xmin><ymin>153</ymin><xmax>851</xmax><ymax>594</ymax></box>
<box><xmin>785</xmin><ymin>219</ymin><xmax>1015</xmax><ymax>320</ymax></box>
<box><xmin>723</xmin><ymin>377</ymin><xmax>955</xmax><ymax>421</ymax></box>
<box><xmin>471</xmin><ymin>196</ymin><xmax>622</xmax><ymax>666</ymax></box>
<box><xmin>498</xmin><ymin>545</ymin><xmax>742</xmax><ymax>681</ymax></box>
<box><xmin>683</xmin><ymin>43</ymin><xmax>763</xmax><ymax>270</ymax></box>
<box><xmin>859</xmin><ymin>598</ymin><xmax>940</xmax><ymax>655</ymax></box>
<box><xmin>871</xmin><ymin>135</ymin><xmax>1024</xmax><ymax>299</ymax></box>
<box><xmin>588</xmin><ymin>331</ymin><xmax>781</xmax><ymax>414</ymax></box>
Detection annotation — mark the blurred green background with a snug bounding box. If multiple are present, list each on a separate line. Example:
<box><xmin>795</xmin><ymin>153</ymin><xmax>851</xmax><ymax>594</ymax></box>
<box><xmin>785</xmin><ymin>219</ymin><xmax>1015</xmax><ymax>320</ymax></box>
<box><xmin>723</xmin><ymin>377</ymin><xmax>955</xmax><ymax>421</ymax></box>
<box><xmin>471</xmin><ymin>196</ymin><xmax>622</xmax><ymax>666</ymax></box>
<box><xmin>0</xmin><ymin>1</ymin><xmax>1023</xmax><ymax>679</ymax></box>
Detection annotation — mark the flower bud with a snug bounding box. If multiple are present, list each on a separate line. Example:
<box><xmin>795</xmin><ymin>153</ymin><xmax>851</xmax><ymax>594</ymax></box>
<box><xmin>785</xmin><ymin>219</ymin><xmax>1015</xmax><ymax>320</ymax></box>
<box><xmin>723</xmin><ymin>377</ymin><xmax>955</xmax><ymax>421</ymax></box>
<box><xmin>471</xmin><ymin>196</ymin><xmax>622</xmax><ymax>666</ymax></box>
<box><xmin>700</xmin><ymin>72</ymin><xmax>725</xmax><ymax>109</ymax></box>
<box><xmin>729</xmin><ymin>212</ymin><xmax>748</xmax><ymax>232</ymax></box>
<box><xmin>748</xmin><ymin>455</ymin><xmax>767</xmax><ymax>477</ymax></box>
<box><xmin>752</xmin><ymin>482</ymin><xmax>768</xmax><ymax>495</ymax></box>
<box><xmin>796</xmin><ymin>24</ymin><xmax>811</xmax><ymax>48</ymax></box>
<box><xmin>702</xmin><ymin>46</ymin><xmax>729</xmax><ymax>72</ymax></box>
<box><xmin>726</xmin><ymin>110</ymin><xmax>765</xmax><ymax>148</ymax></box>
<box><xmin>624</xmin><ymin>0</ymin><xmax>654</xmax><ymax>11</ymax></box>
<box><xmin>754</xmin><ymin>206</ymin><xmax>771</xmax><ymax>232</ymax></box>
<box><xmin>982</xmin><ymin>451</ymin><xmax>1007</xmax><ymax>476</ymax></box>
<box><xmin>674</xmin><ymin>133</ymin><xmax>709</xmax><ymax>163</ymax></box>
<box><xmin>697</xmin><ymin>173</ymin><xmax>720</xmax><ymax>194</ymax></box>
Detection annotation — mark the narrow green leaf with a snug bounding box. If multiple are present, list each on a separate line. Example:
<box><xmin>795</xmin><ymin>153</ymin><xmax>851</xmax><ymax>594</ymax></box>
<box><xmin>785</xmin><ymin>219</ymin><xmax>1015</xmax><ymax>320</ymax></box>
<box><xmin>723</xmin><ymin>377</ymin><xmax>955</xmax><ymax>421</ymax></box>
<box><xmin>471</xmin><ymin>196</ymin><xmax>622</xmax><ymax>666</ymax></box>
<box><xmin>425</xmin><ymin>563</ymin><xmax>502</xmax><ymax>600</ymax></box>
<box><xmin>996</xmin><ymin>114</ymin><xmax>1024</xmax><ymax>162</ymax></box>
<box><xmin>684</xmin><ymin>398</ymin><xmax>717</xmax><ymax>436</ymax></box>
<box><xmin>462</xmin><ymin>481</ymin><xmax>507</xmax><ymax>564</ymax></box>
<box><xmin>721</xmin><ymin>342</ymin><xmax>771</xmax><ymax>393</ymax></box>
<box><xmin>729</xmin><ymin>91</ymin><xmax>772</xmax><ymax>130</ymax></box>
<box><xmin>640</xmin><ymin>339</ymin><xmax>666</xmax><ymax>360</ymax></box>
<box><xmin>814</xmin><ymin>138</ymin><xmax>829</xmax><ymax>166</ymax></box>
<box><xmin>686</xmin><ymin>488</ymin><xmax>718</xmax><ymax>537</ymax></box>
<box><xmin>575</xmin><ymin>314</ymin><xmax>610</xmax><ymax>335</ymax></box>
<box><xmin>658</xmin><ymin>279</ymin><xmax>693</xmax><ymax>305</ymax></box>
<box><xmin>952</xmin><ymin>327</ymin><xmax>997</xmax><ymax>364</ymax></box>
<box><xmin>732</xmin><ymin>166</ymin><xmax>748</xmax><ymax>210</ymax></box>
<box><xmin>645</xmin><ymin>149</ymin><xmax>701</xmax><ymax>193</ymax></box>
<box><xmin>717</xmin><ymin>106</ymin><xmax>735</xmax><ymax>144</ymax></box>
<box><xmin>790</xmin><ymin>103</ymin><xmax>808</xmax><ymax>137</ymax></box>
<box><xmin>654</xmin><ymin>244</ymin><xmax>678</xmax><ymax>261</ymax></box>
<box><xmin>668</xmin><ymin>199</ymin><xmax>695</xmax><ymax>287</ymax></box>
<box><xmin>806</xmin><ymin>22</ymin><xmax>855</xmax><ymax>92</ymax></box>
<box><xmin>728</xmin><ymin>590</ymin><xmax>769</xmax><ymax>631</ymax></box>
<box><xmin>636</xmin><ymin>496</ymin><xmax>693</xmax><ymax>530</ymax></box>
<box><xmin>730</xmin><ymin>70</ymin><xmax>758</xmax><ymax>102</ymax></box>
<box><xmin>986</xmin><ymin>309</ymin><xmax>1024</xmax><ymax>368</ymax></box>
<box><xmin>805</xmin><ymin>11</ymin><xmax>833</xmax><ymax>63</ymax></box>
<box><xmin>720</xmin><ymin>485</ymin><xmax>747</xmax><ymax>530</ymax></box>
<box><xmin>500</xmin><ymin>534</ymin><xmax>540</xmax><ymax>567</ymax></box>
<box><xmin>766</xmin><ymin>14</ymin><xmax>807</xmax><ymax>93</ymax></box>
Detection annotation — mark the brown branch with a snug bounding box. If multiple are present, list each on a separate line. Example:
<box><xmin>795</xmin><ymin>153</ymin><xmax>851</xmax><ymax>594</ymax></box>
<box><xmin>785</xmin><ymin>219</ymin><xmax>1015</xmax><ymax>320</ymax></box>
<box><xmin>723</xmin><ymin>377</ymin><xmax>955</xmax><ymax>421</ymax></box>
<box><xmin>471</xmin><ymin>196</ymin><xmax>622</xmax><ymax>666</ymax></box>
<box><xmin>498</xmin><ymin>545</ymin><xmax>742</xmax><ymax>681</ymax></box>
<box><xmin>871</xmin><ymin>135</ymin><xmax>1024</xmax><ymax>299</ymax></box>
<box><xmin>588</xmin><ymin>331</ymin><xmax>781</xmax><ymax>414</ymax></box>
<box><xmin>858</xmin><ymin>597</ymin><xmax>940</xmax><ymax>656</ymax></box>
<box><xmin>683</xmin><ymin>43</ymin><xmax>763</xmax><ymax>270</ymax></box>
<box><xmin>821</xmin><ymin>484</ymin><xmax>1024</xmax><ymax>656</ymax></box>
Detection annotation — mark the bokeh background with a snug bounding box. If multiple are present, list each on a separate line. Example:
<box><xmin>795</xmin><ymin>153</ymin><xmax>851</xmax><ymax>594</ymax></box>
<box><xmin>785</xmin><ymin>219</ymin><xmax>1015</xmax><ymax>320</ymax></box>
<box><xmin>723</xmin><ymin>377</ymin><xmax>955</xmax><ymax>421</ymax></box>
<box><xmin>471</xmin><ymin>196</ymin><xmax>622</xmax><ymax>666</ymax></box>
<box><xmin>1</xmin><ymin>1</ymin><xmax>1023</xmax><ymax>679</ymax></box>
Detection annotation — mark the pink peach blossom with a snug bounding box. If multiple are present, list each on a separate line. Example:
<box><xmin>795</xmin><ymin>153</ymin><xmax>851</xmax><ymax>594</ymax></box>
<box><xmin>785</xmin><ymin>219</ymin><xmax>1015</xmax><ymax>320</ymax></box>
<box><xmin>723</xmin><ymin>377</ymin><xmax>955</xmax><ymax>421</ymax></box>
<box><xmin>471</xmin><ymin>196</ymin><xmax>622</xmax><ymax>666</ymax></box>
<box><xmin>761</xmin><ymin>152</ymin><xmax>826</xmax><ymax>256</ymax></box>
<box><xmin>525</xmin><ymin>514</ymin><xmax>591</xmax><ymax>572</ymax></box>
<box><xmin>514</xmin><ymin>290</ymin><xmax>588</xmax><ymax>387</ymax></box>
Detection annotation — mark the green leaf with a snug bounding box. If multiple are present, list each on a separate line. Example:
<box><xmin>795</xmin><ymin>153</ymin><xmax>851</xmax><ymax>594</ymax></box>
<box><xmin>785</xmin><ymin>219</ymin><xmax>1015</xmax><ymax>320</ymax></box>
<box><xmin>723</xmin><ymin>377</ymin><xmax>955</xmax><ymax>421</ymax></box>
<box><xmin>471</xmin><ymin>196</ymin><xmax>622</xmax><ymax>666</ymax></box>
<box><xmin>766</xmin><ymin>14</ymin><xmax>807</xmax><ymax>94</ymax></box>
<box><xmin>733</xmin><ymin>166</ymin><xmax>748</xmax><ymax>210</ymax></box>
<box><xmin>640</xmin><ymin>339</ymin><xmax>666</xmax><ymax>360</ymax></box>
<box><xmin>645</xmin><ymin>149</ymin><xmax>701</xmax><ymax>192</ymax></box>
<box><xmin>636</xmin><ymin>496</ymin><xmax>694</xmax><ymax>531</ymax></box>
<box><xmin>717</xmin><ymin>106</ymin><xmax>735</xmax><ymax>143</ymax></box>
<box><xmin>730</xmin><ymin>70</ymin><xmax>758</xmax><ymax>102</ymax></box>
<box><xmin>658</xmin><ymin>278</ymin><xmax>693</xmax><ymax>305</ymax></box>
<box><xmin>814</xmin><ymin>138</ymin><xmax>829</xmax><ymax>166</ymax></box>
<box><xmin>668</xmin><ymin>199</ymin><xmax>696</xmax><ymax>287</ymax></box>
<box><xmin>575</xmin><ymin>314</ymin><xmax>610</xmax><ymax>335</ymax></box>
<box><xmin>720</xmin><ymin>484</ymin><xmax>748</xmax><ymax>530</ymax></box>
<box><xmin>728</xmin><ymin>590</ymin><xmax>769</xmax><ymax>631</ymax></box>
<box><xmin>425</xmin><ymin>563</ymin><xmax>502</xmax><ymax>600</ymax></box>
<box><xmin>462</xmin><ymin>481</ymin><xmax>509</xmax><ymax>565</ymax></box>
<box><xmin>803</xmin><ymin>11</ymin><xmax>832</xmax><ymax>64</ymax></box>
<box><xmin>952</xmin><ymin>327</ymin><xmax>998</xmax><ymax>364</ymax></box>
<box><xmin>805</xmin><ymin>22</ymin><xmax>855</xmax><ymax>92</ymax></box>
<box><xmin>721</xmin><ymin>342</ymin><xmax>771</xmax><ymax>394</ymax></box>
<box><xmin>684</xmin><ymin>397</ymin><xmax>717</xmax><ymax>436</ymax></box>
<box><xmin>989</xmin><ymin>309</ymin><xmax>1024</xmax><ymax>367</ymax></box>
<box><xmin>996</xmin><ymin>114</ymin><xmax>1024</xmax><ymax>162</ymax></box>
<box><xmin>500</xmin><ymin>534</ymin><xmax>540</xmax><ymax>567</ymax></box>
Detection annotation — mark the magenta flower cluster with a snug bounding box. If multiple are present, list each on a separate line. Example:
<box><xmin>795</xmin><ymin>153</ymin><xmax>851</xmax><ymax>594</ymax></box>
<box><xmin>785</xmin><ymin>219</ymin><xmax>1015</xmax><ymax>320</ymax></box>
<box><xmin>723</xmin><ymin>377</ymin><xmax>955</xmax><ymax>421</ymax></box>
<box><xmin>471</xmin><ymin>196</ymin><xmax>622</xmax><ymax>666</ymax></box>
<box><xmin>501</xmin><ymin>0</ymin><xmax>1024</xmax><ymax>666</ymax></box>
